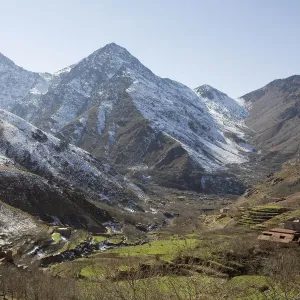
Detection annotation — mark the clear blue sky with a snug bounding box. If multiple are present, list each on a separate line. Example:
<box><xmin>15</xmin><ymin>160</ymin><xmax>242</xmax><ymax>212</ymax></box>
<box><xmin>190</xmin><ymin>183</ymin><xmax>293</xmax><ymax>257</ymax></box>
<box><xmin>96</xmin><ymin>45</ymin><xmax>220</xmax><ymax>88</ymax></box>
<box><xmin>1</xmin><ymin>0</ymin><xmax>299</xmax><ymax>97</ymax></box>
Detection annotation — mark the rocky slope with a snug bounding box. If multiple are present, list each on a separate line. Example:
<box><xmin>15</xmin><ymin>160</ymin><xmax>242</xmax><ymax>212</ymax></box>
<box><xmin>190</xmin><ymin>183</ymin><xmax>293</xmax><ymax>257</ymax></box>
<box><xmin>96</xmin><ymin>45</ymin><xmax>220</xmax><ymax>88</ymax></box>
<box><xmin>0</xmin><ymin>200</ymin><xmax>43</xmax><ymax>246</ymax></box>
<box><xmin>240</xmin><ymin>75</ymin><xmax>300</xmax><ymax>161</ymax></box>
<box><xmin>235</xmin><ymin>161</ymin><xmax>300</xmax><ymax>214</ymax></box>
<box><xmin>0</xmin><ymin>52</ymin><xmax>51</xmax><ymax>113</ymax></box>
<box><xmin>0</xmin><ymin>109</ymin><xmax>146</xmax><ymax>228</ymax></box>
<box><xmin>3</xmin><ymin>43</ymin><xmax>254</xmax><ymax>194</ymax></box>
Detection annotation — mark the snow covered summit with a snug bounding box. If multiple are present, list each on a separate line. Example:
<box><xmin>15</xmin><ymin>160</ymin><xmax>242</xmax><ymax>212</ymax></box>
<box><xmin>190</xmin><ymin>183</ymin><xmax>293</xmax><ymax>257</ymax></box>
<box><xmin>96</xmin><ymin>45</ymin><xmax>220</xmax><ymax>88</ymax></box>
<box><xmin>0</xmin><ymin>44</ymin><xmax>253</xmax><ymax>193</ymax></box>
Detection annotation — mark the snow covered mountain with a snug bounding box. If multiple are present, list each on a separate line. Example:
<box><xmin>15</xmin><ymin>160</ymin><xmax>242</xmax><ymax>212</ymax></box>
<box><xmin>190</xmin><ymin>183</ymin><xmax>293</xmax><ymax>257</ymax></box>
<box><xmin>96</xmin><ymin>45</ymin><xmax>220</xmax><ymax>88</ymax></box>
<box><xmin>194</xmin><ymin>84</ymin><xmax>248</xmax><ymax>124</ymax></box>
<box><xmin>0</xmin><ymin>53</ymin><xmax>51</xmax><ymax>113</ymax></box>
<box><xmin>0</xmin><ymin>108</ymin><xmax>146</xmax><ymax>226</ymax></box>
<box><xmin>0</xmin><ymin>44</ymin><xmax>253</xmax><ymax>194</ymax></box>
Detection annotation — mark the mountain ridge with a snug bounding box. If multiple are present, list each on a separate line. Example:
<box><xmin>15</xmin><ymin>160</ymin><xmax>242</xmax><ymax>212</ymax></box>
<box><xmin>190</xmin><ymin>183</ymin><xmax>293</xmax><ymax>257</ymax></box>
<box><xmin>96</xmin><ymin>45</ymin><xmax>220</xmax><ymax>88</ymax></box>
<box><xmin>240</xmin><ymin>74</ymin><xmax>300</xmax><ymax>162</ymax></box>
<box><xmin>0</xmin><ymin>108</ymin><xmax>150</xmax><ymax>228</ymax></box>
<box><xmin>0</xmin><ymin>43</ymin><xmax>255</xmax><ymax>194</ymax></box>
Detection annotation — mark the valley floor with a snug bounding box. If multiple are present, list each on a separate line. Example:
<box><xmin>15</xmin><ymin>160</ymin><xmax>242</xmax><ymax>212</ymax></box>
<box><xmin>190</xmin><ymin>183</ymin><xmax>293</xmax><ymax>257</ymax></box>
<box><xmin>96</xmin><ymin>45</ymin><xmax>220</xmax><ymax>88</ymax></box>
<box><xmin>1</xmin><ymin>187</ymin><xmax>300</xmax><ymax>300</ymax></box>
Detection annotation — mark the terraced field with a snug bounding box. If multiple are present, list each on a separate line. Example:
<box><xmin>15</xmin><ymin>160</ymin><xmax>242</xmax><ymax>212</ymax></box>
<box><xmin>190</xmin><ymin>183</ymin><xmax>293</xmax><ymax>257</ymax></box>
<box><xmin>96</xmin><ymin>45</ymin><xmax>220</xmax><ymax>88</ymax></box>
<box><xmin>237</xmin><ymin>205</ymin><xmax>290</xmax><ymax>228</ymax></box>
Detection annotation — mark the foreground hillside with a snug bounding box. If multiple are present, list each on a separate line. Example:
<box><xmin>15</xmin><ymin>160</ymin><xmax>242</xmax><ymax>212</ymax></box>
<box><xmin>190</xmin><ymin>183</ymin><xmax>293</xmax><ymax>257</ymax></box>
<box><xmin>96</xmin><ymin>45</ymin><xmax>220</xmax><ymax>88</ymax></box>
<box><xmin>0</xmin><ymin>158</ymin><xmax>299</xmax><ymax>299</ymax></box>
<box><xmin>0</xmin><ymin>192</ymin><xmax>299</xmax><ymax>300</ymax></box>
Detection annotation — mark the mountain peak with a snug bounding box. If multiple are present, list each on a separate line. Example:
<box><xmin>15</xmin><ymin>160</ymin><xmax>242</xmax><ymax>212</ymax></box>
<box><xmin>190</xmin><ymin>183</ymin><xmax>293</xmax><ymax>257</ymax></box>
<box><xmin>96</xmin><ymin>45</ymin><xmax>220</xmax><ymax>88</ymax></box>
<box><xmin>102</xmin><ymin>42</ymin><xmax>124</xmax><ymax>50</ymax></box>
<box><xmin>196</xmin><ymin>84</ymin><xmax>215</xmax><ymax>90</ymax></box>
<box><xmin>194</xmin><ymin>84</ymin><xmax>227</xmax><ymax>100</ymax></box>
<box><xmin>92</xmin><ymin>42</ymin><xmax>129</xmax><ymax>58</ymax></box>
<box><xmin>79</xmin><ymin>42</ymin><xmax>136</xmax><ymax>69</ymax></box>
<box><xmin>71</xmin><ymin>42</ymin><xmax>152</xmax><ymax>83</ymax></box>
<box><xmin>194</xmin><ymin>84</ymin><xmax>248</xmax><ymax>122</ymax></box>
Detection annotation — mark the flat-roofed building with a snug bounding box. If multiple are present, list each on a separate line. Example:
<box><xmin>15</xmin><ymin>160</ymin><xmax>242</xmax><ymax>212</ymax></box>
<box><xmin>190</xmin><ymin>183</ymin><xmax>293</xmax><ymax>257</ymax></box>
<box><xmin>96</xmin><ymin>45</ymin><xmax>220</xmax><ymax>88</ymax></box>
<box><xmin>258</xmin><ymin>228</ymin><xmax>300</xmax><ymax>244</ymax></box>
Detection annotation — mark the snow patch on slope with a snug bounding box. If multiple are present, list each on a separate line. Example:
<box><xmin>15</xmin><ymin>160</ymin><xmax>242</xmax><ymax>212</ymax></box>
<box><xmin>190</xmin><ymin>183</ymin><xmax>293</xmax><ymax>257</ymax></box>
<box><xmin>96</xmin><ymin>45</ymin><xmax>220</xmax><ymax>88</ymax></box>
<box><xmin>0</xmin><ymin>203</ymin><xmax>38</xmax><ymax>244</ymax></box>
<box><xmin>97</xmin><ymin>101</ymin><xmax>113</xmax><ymax>135</ymax></box>
<box><xmin>54</xmin><ymin>66</ymin><xmax>73</xmax><ymax>76</ymax></box>
<box><xmin>0</xmin><ymin>54</ymin><xmax>52</xmax><ymax>110</ymax></box>
<box><xmin>30</xmin><ymin>73</ymin><xmax>52</xmax><ymax>95</ymax></box>
<box><xmin>6</xmin><ymin>43</ymin><xmax>253</xmax><ymax>173</ymax></box>
<box><xmin>237</xmin><ymin>96</ymin><xmax>253</xmax><ymax>110</ymax></box>
<box><xmin>194</xmin><ymin>85</ymin><xmax>254</xmax><ymax>156</ymax></box>
<box><xmin>43</xmin><ymin>43</ymin><xmax>253</xmax><ymax>172</ymax></box>
<box><xmin>124</xmin><ymin>68</ymin><xmax>250</xmax><ymax>170</ymax></box>
<box><xmin>0</xmin><ymin>109</ymin><xmax>139</xmax><ymax>202</ymax></box>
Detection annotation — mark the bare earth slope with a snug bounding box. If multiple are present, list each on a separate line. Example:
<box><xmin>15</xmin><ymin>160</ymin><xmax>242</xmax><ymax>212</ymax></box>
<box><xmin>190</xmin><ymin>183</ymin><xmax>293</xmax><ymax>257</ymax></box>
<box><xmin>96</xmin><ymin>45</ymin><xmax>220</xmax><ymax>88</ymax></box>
<box><xmin>240</xmin><ymin>75</ymin><xmax>300</xmax><ymax>159</ymax></box>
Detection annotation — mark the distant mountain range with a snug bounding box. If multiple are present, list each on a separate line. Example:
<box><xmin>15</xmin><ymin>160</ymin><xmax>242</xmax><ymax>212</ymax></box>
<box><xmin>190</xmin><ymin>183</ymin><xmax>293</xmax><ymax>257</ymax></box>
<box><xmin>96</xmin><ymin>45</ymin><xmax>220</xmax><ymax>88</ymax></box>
<box><xmin>1</xmin><ymin>43</ymin><xmax>300</xmax><ymax>230</ymax></box>
<box><xmin>0</xmin><ymin>44</ymin><xmax>255</xmax><ymax>194</ymax></box>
